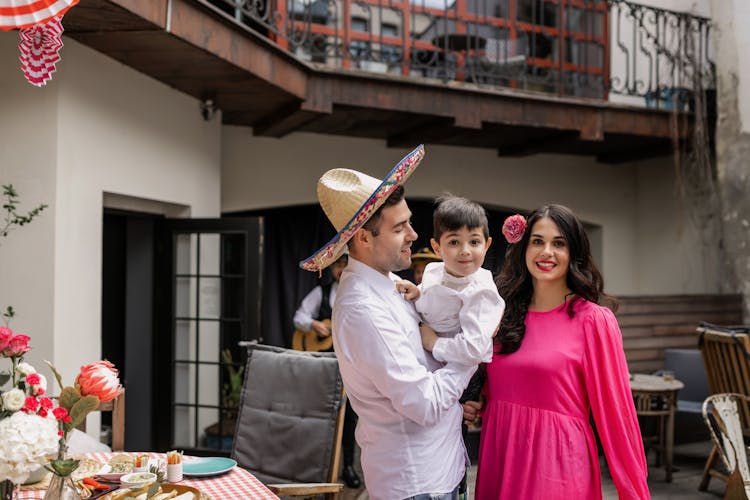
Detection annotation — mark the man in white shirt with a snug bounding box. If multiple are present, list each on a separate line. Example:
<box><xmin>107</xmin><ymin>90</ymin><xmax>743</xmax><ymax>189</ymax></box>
<box><xmin>300</xmin><ymin>146</ymin><xmax>475</xmax><ymax>500</ymax></box>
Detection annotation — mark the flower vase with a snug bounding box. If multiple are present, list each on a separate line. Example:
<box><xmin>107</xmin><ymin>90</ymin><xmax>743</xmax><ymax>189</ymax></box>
<box><xmin>43</xmin><ymin>443</ymin><xmax>80</xmax><ymax>500</ymax></box>
<box><xmin>43</xmin><ymin>474</ymin><xmax>78</xmax><ymax>500</ymax></box>
<box><xmin>0</xmin><ymin>480</ymin><xmax>17</xmax><ymax>500</ymax></box>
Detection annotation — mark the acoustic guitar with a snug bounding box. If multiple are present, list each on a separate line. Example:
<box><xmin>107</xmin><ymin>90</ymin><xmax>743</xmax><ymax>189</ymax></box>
<box><xmin>291</xmin><ymin>319</ymin><xmax>333</xmax><ymax>352</ymax></box>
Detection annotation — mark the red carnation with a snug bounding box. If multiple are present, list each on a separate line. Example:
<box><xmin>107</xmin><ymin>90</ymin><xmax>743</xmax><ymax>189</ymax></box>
<box><xmin>53</xmin><ymin>406</ymin><xmax>69</xmax><ymax>421</ymax></box>
<box><xmin>502</xmin><ymin>214</ymin><xmax>527</xmax><ymax>244</ymax></box>
<box><xmin>23</xmin><ymin>396</ymin><xmax>38</xmax><ymax>412</ymax></box>
<box><xmin>26</xmin><ymin>373</ymin><xmax>41</xmax><ymax>385</ymax></box>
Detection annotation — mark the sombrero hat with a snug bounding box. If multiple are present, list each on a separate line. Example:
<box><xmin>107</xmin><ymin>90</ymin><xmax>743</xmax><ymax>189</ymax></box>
<box><xmin>410</xmin><ymin>247</ymin><xmax>441</xmax><ymax>265</ymax></box>
<box><xmin>300</xmin><ymin>145</ymin><xmax>425</xmax><ymax>272</ymax></box>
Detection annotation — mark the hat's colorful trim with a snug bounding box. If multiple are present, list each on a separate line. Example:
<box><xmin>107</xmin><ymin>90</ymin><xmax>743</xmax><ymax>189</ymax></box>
<box><xmin>300</xmin><ymin>145</ymin><xmax>424</xmax><ymax>272</ymax></box>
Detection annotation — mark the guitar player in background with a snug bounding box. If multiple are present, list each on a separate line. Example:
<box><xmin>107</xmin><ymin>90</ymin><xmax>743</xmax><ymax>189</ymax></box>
<box><xmin>292</xmin><ymin>251</ymin><xmax>361</xmax><ymax>489</ymax></box>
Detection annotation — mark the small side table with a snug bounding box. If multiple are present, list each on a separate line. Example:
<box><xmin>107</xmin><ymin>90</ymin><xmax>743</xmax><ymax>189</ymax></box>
<box><xmin>629</xmin><ymin>373</ymin><xmax>684</xmax><ymax>482</ymax></box>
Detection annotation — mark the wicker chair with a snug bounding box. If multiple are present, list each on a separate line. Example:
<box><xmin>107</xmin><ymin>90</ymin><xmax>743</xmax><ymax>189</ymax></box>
<box><xmin>698</xmin><ymin>324</ymin><xmax>750</xmax><ymax>492</ymax></box>
<box><xmin>702</xmin><ymin>393</ymin><xmax>750</xmax><ymax>498</ymax></box>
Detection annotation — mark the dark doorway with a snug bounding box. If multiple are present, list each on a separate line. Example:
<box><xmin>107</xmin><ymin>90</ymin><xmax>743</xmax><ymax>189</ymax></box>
<box><xmin>101</xmin><ymin>209</ymin><xmax>161</xmax><ymax>451</ymax></box>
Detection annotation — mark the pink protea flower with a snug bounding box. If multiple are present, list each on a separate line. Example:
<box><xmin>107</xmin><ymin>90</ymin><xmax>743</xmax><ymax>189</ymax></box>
<box><xmin>76</xmin><ymin>360</ymin><xmax>123</xmax><ymax>403</ymax></box>
<box><xmin>502</xmin><ymin>214</ymin><xmax>527</xmax><ymax>244</ymax></box>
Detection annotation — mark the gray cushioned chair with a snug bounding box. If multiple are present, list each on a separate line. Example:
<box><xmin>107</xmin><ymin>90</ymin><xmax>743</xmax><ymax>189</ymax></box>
<box><xmin>232</xmin><ymin>343</ymin><xmax>345</xmax><ymax>499</ymax></box>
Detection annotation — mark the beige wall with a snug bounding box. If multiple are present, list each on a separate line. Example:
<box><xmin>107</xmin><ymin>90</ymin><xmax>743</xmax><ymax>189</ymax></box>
<box><xmin>0</xmin><ymin>33</ymin><xmax>222</xmax><ymax>389</ymax></box>
<box><xmin>221</xmin><ymin>129</ymin><xmax>720</xmax><ymax>296</ymax></box>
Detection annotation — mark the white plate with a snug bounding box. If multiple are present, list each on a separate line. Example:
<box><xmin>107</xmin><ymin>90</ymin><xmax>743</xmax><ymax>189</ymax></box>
<box><xmin>95</xmin><ymin>464</ymin><xmax>130</xmax><ymax>482</ymax></box>
<box><xmin>182</xmin><ymin>457</ymin><xmax>237</xmax><ymax>477</ymax></box>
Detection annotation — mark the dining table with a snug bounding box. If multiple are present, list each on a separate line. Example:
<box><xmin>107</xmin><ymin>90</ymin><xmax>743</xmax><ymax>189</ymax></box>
<box><xmin>17</xmin><ymin>452</ymin><xmax>279</xmax><ymax>500</ymax></box>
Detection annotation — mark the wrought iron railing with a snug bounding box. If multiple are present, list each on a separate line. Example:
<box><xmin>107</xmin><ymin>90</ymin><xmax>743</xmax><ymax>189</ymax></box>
<box><xmin>200</xmin><ymin>0</ymin><xmax>714</xmax><ymax>106</ymax></box>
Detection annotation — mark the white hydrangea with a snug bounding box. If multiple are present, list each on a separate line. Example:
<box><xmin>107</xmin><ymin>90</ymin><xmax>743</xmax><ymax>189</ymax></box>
<box><xmin>14</xmin><ymin>362</ymin><xmax>36</xmax><ymax>377</ymax></box>
<box><xmin>0</xmin><ymin>412</ymin><xmax>59</xmax><ymax>484</ymax></box>
<box><xmin>1</xmin><ymin>389</ymin><xmax>25</xmax><ymax>411</ymax></box>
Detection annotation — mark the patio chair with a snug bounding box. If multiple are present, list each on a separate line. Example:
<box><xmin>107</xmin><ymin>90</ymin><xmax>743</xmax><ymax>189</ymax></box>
<box><xmin>231</xmin><ymin>343</ymin><xmax>345</xmax><ymax>499</ymax></box>
<box><xmin>698</xmin><ymin>324</ymin><xmax>750</xmax><ymax>492</ymax></box>
<box><xmin>702</xmin><ymin>394</ymin><xmax>750</xmax><ymax>498</ymax></box>
<box><xmin>76</xmin><ymin>390</ymin><xmax>125</xmax><ymax>451</ymax></box>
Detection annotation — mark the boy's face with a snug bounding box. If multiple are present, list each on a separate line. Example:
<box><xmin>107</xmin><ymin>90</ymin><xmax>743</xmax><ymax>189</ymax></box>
<box><xmin>431</xmin><ymin>226</ymin><xmax>491</xmax><ymax>278</ymax></box>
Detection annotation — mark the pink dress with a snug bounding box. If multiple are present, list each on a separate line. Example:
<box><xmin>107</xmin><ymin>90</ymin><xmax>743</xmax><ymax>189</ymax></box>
<box><xmin>475</xmin><ymin>299</ymin><xmax>650</xmax><ymax>500</ymax></box>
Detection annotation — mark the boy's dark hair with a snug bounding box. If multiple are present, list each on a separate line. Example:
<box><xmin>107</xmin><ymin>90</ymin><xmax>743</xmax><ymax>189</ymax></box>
<box><xmin>433</xmin><ymin>194</ymin><xmax>489</xmax><ymax>240</ymax></box>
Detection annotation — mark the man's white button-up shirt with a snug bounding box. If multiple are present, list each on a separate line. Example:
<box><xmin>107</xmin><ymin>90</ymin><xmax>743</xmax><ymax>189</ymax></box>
<box><xmin>332</xmin><ymin>257</ymin><xmax>475</xmax><ymax>500</ymax></box>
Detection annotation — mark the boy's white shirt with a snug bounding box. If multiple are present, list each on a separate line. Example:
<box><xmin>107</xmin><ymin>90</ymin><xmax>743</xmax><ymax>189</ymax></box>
<box><xmin>415</xmin><ymin>261</ymin><xmax>505</xmax><ymax>365</ymax></box>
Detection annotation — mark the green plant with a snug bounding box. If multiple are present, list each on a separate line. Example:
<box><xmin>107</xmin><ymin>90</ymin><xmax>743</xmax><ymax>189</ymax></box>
<box><xmin>0</xmin><ymin>184</ymin><xmax>47</xmax><ymax>325</ymax></box>
<box><xmin>221</xmin><ymin>349</ymin><xmax>244</xmax><ymax>419</ymax></box>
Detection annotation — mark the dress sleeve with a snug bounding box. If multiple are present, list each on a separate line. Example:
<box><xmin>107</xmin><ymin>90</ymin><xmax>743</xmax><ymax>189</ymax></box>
<box><xmin>582</xmin><ymin>306</ymin><xmax>650</xmax><ymax>500</ymax></box>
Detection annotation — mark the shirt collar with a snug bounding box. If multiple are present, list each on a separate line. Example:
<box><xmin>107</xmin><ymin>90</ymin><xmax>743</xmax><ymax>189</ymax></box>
<box><xmin>346</xmin><ymin>256</ymin><xmax>400</xmax><ymax>295</ymax></box>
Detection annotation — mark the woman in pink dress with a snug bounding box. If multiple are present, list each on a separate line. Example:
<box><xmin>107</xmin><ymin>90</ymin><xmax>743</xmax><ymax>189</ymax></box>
<box><xmin>472</xmin><ymin>204</ymin><xmax>649</xmax><ymax>500</ymax></box>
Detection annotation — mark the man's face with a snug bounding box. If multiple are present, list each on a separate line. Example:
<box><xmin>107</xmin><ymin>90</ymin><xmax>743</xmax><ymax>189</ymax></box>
<box><xmin>368</xmin><ymin>199</ymin><xmax>418</xmax><ymax>275</ymax></box>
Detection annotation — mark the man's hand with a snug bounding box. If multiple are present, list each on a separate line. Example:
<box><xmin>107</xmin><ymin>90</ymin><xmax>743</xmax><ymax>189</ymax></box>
<box><xmin>396</xmin><ymin>279</ymin><xmax>420</xmax><ymax>301</ymax></box>
<box><xmin>462</xmin><ymin>400</ymin><xmax>482</xmax><ymax>427</ymax></box>
<box><xmin>419</xmin><ymin>323</ymin><xmax>438</xmax><ymax>351</ymax></box>
<box><xmin>311</xmin><ymin>319</ymin><xmax>332</xmax><ymax>337</ymax></box>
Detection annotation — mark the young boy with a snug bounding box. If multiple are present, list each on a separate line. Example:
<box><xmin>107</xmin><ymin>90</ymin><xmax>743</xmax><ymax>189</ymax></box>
<box><xmin>400</xmin><ymin>195</ymin><xmax>505</xmax><ymax>397</ymax></box>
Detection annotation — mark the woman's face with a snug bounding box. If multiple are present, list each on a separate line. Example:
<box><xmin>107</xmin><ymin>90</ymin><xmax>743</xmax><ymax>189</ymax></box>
<box><xmin>524</xmin><ymin>216</ymin><xmax>570</xmax><ymax>287</ymax></box>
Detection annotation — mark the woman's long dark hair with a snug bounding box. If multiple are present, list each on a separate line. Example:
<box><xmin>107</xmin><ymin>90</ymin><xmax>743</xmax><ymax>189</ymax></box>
<box><xmin>495</xmin><ymin>204</ymin><xmax>616</xmax><ymax>354</ymax></box>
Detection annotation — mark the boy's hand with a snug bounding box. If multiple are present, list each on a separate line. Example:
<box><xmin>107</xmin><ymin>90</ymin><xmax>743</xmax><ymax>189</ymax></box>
<box><xmin>462</xmin><ymin>400</ymin><xmax>483</xmax><ymax>427</ymax></box>
<box><xmin>419</xmin><ymin>323</ymin><xmax>438</xmax><ymax>351</ymax></box>
<box><xmin>396</xmin><ymin>279</ymin><xmax>420</xmax><ymax>301</ymax></box>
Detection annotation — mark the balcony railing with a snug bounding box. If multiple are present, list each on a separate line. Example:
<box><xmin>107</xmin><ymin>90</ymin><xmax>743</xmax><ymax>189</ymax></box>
<box><xmin>200</xmin><ymin>0</ymin><xmax>714</xmax><ymax>107</ymax></box>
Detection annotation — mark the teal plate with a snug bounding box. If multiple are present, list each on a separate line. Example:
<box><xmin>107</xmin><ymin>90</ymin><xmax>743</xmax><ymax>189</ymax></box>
<box><xmin>182</xmin><ymin>457</ymin><xmax>237</xmax><ymax>477</ymax></box>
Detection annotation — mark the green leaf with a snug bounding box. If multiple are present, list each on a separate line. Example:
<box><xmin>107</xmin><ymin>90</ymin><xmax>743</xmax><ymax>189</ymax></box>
<box><xmin>46</xmin><ymin>459</ymin><xmax>80</xmax><ymax>477</ymax></box>
<box><xmin>44</xmin><ymin>360</ymin><xmax>64</xmax><ymax>392</ymax></box>
<box><xmin>59</xmin><ymin>386</ymin><xmax>81</xmax><ymax>412</ymax></box>
<box><xmin>66</xmin><ymin>395</ymin><xmax>99</xmax><ymax>431</ymax></box>
<box><xmin>0</xmin><ymin>372</ymin><xmax>10</xmax><ymax>388</ymax></box>
<box><xmin>146</xmin><ymin>482</ymin><xmax>160</xmax><ymax>498</ymax></box>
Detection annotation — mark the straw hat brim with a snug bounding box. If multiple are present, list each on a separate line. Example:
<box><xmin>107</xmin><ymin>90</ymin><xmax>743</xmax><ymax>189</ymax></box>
<box><xmin>411</xmin><ymin>249</ymin><xmax>441</xmax><ymax>262</ymax></box>
<box><xmin>300</xmin><ymin>145</ymin><xmax>425</xmax><ymax>272</ymax></box>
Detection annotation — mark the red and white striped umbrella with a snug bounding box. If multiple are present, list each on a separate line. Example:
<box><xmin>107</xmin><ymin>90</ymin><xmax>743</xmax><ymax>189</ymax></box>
<box><xmin>0</xmin><ymin>0</ymin><xmax>78</xmax><ymax>30</ymax></box>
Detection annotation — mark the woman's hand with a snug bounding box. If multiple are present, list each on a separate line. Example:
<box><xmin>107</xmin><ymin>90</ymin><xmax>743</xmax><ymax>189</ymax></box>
<box><xmin>396</xmin><ymin>279</ymin><xmax>420</xmax><ymax>301</ymax></box>
<box><xmin>462</xmin><ymin>399</ymin><xmax>483</xmax><ymax>427</ymax></box>
<box><xmin>419</xmin><ymin>323</ymin><xmax>438</xmax><ymax>351</ymax></box>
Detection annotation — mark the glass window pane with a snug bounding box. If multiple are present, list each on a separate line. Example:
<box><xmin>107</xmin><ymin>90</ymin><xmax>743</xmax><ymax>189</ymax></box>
<box><xmin>199</xmin><ymin>234</ymin><xmax>221</xmax><ymax>276</ymax></box>
<box><xmin>199</xmin><ymin>407</ymin><xmax>225</xmax><ymax>450</ymax></box>
<box><xmin>174</xmin><ymin>361</ymin><xmax>195</xmax><ymax>405</ymax></box>
<box><xmin>175</xmin><ymin>320</ymin><xmax>196</xmax><ymax>361</ymax></box>
<box><xmin>172</xmin><ymin>405</ymin><xmax>195</xmax><ymax>448</ymax></box>
<box><xmin>198</xmin><ymin>320</ymin><xmax>220</xmax><ymax>363</ymax></box>
<box><xmin>175</xmin><ymin>277</ymin><xmax>196</xmax><ymax>318</ymax></box>
<box><xmin>175</xmin><ymin>234</ymin><xmax>196</xmax><ymax>275</ymax></box>
<box><xmin>198</xmin><ymin>363</ymin><xmax>220</xmax><ymax>407</ymax></box>
<box><xmin>199</xmin><ymin>277</ymin><xmax>221</xmax><ymax>319</ymax></box>
<box><xmin>222</xmin><ymin>234</ymin><xmax>246</xmax><ymax>275</ymax></box>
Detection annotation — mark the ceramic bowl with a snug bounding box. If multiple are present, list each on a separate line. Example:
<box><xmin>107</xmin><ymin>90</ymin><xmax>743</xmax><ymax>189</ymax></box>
<box><xmin>120</xmin><ymin>471</ymin><xmax>157</xmax><ymax>489</ymax></box>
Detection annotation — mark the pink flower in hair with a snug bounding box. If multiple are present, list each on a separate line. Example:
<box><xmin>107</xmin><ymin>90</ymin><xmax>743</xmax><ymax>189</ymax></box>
<box><xmin>502</xmin><ymin>214</ymin><xmax>527</xmax><ymax>244</ymax></box>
